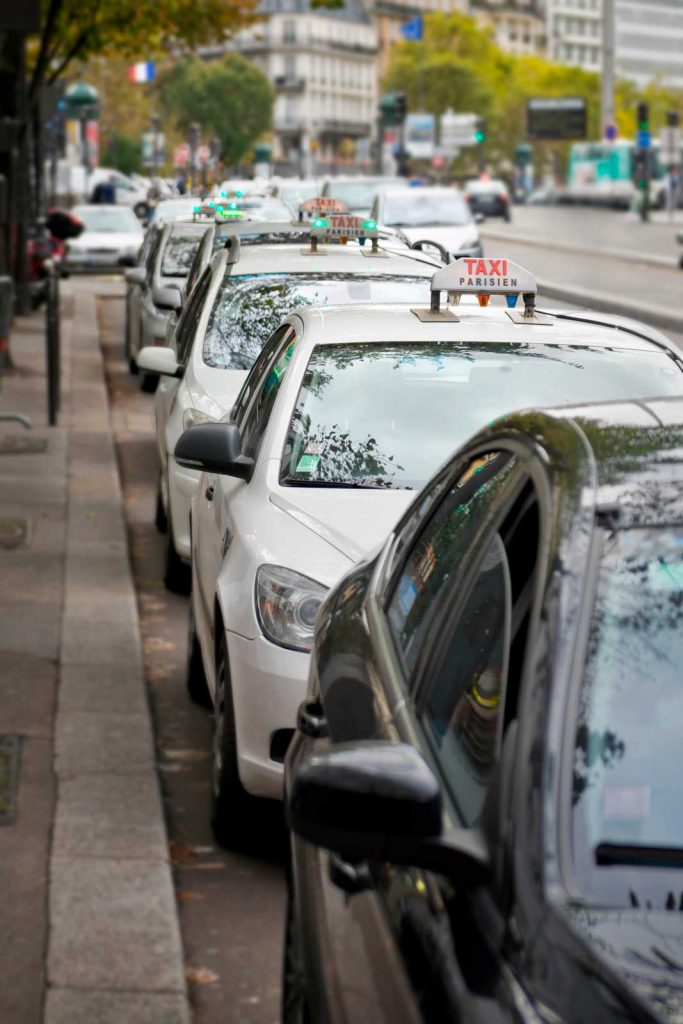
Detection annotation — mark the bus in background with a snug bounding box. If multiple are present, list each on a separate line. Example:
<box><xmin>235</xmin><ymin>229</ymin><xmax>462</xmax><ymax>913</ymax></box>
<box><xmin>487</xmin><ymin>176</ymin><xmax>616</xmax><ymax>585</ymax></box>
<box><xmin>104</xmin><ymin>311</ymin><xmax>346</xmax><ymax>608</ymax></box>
<box><xmin>564</xmin><ymin>140</ymin><xmax>666</xmax><ymax>208</ymax></box>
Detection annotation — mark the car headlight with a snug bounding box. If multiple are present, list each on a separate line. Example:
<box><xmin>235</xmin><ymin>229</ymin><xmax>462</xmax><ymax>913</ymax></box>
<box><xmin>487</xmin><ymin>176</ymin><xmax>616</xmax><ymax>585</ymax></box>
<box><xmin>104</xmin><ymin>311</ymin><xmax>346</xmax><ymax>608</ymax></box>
<box><xmin>256</xmin><ymin>564</ymin><xmax>327</xmax><ymax>652</ymax></box>
<box><xmin>183</xmin><ymin>408</ymin><xmax>215</xmax><ymax>430</ymax></box>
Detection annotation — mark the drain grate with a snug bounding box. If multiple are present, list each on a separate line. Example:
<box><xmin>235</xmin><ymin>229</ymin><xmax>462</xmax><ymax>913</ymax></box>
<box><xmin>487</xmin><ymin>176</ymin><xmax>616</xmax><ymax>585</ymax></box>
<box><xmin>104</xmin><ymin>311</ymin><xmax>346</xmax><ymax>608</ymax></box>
<box><xmin>0</xmin><ymin>435</ymin><xmax>48</xmax><ymax>456</ymax></box>
<box><xmin>0</xmin><ymin>736</ymin><xmax>21</xmax><ymax>825</ymax></box>
<box><xmin>0</xmin><ymin>518</ymin><xmax>31</xmax><ymax>550</ymax></box>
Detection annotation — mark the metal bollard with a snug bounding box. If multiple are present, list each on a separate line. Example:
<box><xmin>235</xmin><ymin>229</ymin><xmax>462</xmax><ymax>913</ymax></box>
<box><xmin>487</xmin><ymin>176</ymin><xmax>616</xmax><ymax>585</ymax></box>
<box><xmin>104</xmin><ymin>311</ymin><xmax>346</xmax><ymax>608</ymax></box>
<box><xmin>44</xmin><ymin>259</ymin><xmax>60</xmax><ymax>426</ymax></box>
<box><xmin>0</xmin><ymin>275</ymin><xmax>13</xmax><ymax>383</ymax></box>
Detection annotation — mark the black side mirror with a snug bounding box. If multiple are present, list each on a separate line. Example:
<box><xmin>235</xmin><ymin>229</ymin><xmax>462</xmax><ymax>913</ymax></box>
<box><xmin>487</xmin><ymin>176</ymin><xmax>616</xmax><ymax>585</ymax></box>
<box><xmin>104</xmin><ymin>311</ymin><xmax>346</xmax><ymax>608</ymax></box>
<box><xmin>410</xmin><ymin>239</ymin><xmax>452</xmax><ymax>264</ymax></box>
<box><xmin>174</xmin><ymin>423</ymin><xmax>255</xmax><ymax>481</ymax></box>
<box><xmin>289</xmin><ymin>741</ymin><xmax>490</xmax><ymax>884</ymax></box>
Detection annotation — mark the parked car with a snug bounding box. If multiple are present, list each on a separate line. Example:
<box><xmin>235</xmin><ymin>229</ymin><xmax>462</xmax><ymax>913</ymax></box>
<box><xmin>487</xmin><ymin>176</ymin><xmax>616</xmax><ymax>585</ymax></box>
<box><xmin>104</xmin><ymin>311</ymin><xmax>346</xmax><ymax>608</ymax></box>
<box><xmin>321</xmin><ymin>176</ymin><xmax>402</xmax><ymax>217</ymax></box>
<box><xmin>284</xmin><ymin>395</ymin><xmax>683</xmax><ymax>1024</ymax></box>
<box><xmin>62</xmin><ymin>205</ymin><xmax>143</xmax><ymax>274</ymax></box>
<box><xmin>371</xmin><ymin>185</ymin><xmax>483</xmax><ymax>260</ymax></box>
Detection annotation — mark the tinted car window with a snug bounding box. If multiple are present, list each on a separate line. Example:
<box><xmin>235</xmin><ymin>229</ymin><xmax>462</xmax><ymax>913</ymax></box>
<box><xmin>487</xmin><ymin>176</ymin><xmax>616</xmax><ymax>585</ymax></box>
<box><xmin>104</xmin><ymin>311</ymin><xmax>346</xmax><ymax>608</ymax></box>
<box><xmin>571</xmin><ymin>526</ymin><xmax>683</xmax><ymax>907</ymax></box>
<box><xmin>240</xmin><ymin>334</ymin><xmax>297</xmax><ymax>459</ymax></box>
<box><xmin>203</xmin><ymin>275</ymin><xmax>434</xmax><ymax>372</ymax></box>
<box><xmin>387</xmin><ymin>453</ymin><xmax>517</xmax><ymax>672</ymax></box>
<box><xmin>161</xmin><ymin>227</ymin><xmax>204</xmax><ymax>277</ymax></box>
<box><xmin>175</xmin><ymin>269</ymin><xmax>212</xmax><ymax>364</ymax></box>
<box><xmin>421</xmin><ymin>532</ymin><xmax>512</xmax><ymax>826</ymax></box>
<box><xmin>232</xmin><ymin>325</ymin><xmax>294</xmax><ymax>427</ymax></box>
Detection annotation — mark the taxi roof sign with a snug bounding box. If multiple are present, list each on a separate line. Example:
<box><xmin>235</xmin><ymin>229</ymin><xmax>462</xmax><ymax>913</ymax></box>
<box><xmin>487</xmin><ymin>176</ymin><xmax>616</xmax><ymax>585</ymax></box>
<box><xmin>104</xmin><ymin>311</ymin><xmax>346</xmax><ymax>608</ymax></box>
<box><xmin>304</xmin><ymin>213</ymin><xmax>381</xmax><ymax>255</ymax></box>
<box><xmin>414</xmin><ymin>257</ymin><xmax>551</xmax><ymax>324</ymax></box>
<box><xmin>299</xmin><ymin>196</ymin><xmax>348</xmax><ymax>217</ymax></box>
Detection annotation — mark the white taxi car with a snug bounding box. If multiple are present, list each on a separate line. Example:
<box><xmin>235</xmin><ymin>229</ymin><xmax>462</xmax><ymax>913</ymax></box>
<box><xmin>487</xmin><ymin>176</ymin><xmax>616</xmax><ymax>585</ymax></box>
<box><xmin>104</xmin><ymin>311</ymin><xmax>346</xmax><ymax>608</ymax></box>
<box><xmin>138</xmin><ymin>212</ymin><xmax>447</xmax><ymax>590</ymax></box>
<box><xmin>370</xmin><ymin>185</ymin><xmax>483</xmax><ymax>260</ymax></box>
<box><xmin>173</xmin><ymin>257</ymin><xmax>683</xmax><ymax>843</ymax></box>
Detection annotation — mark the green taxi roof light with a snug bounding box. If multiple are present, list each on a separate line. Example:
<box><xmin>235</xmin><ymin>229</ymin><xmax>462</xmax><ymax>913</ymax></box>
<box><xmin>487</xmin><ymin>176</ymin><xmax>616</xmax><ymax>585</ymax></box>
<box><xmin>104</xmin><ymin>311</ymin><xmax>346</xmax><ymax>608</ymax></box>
<box><xmin>228</xmin><ymin>201</ymin><xmax>239</xmax><ymax>209</ymax></box>
<box><xmin>312</xmin><ymin>217</ymin><xmax>328</xmax><ymax>228</ymax></box>
<box><xmin>235</xmin><ymin>189</ymin><xmax>244</xmax><ymax>198</ymax></box>
<box><xmin>220</xmin><ymin>190</ymin><xmax>227</xmax><ymax>197</ymax></box>
<box><xmin>193</xmin><ymin>205</ymin><xmax>201</xmax><ymax>213</ymax></box>
<box><xmin>363</xmin><ymin>219</ymin><xmax>377</xmax><ymax>230</ymax></box>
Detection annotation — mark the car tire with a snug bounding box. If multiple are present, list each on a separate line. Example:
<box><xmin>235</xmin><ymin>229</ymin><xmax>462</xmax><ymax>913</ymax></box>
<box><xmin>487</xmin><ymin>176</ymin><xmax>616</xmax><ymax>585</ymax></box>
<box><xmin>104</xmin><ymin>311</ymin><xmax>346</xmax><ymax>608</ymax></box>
<box><xmin>186</xmin><ymin>599</ymin><xmax>211</xmax><ymax>707</ymax></box>
<box><xmin>140</xmin><ymin>372</ymin><xmax>158</xmax><ymax>393</ymax></box>
<box><xmin>282</xmin><ymin>887</ymin><xmax>310</xmax><ymax>1024</ymax></box>
<box><xmin>211</xmin><ymin>634</ymin><xmax>254</xmax><ymax>846</ymax></box>
<box><xmin>164</xmin><ymin>504</ymin><xmax>191</xmax><ymax>594</ymax></box>
<box><xmin>155</xmin><ymin>472</ymin><xmax>168</xmax><ymax>533</ymax></box>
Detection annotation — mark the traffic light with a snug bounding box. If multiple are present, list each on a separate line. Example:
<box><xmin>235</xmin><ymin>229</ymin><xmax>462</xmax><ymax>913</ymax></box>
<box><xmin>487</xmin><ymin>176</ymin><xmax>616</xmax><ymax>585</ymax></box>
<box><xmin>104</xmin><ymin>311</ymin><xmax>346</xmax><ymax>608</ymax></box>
<box><xmin>668</xmin><ymin>109</ymin><xmax>680</xmax><ymax>128</ymax></box>
<box><xmin>636</xmin><ymin>102</ymin><xmax>649</xmax><ymax>133</ymax></box>
<box><xmin>379</xmin><ymin>91</ymin><xmax>408</xmax><ymax>127</ymax></box>
<box><xmin>395</xmin><ymin>92</ymin><xmax>408</xmax><ymax>122</ymax></box>
<box><xmin>474</xmin><ymin>118</ymin><xmax>486</xmax><ymax>144</ymax></box>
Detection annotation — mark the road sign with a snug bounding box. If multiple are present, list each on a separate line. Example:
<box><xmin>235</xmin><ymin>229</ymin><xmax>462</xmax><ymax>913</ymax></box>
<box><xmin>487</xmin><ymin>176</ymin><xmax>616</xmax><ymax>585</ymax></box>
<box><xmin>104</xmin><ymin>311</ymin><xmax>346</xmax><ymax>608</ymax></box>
<box><xmin>405</xmin><ymin>113</ymin><xmax>435</xmax><ymax>160</ymax></box>
<box><xmin>604</xmin><ymin>124</ymin><xmax>618</xmax><ymax>141</ymax></box>
<box><xmin>527</xmin><ymin>97</ymin><xmax>587</xmax><ymax>141</ymax></box>
<box><xmin>637</xmin><ymin>129</ymin><xmax>651</xmax><ymax>149</ymax></box>
<box><xmin>660</xmin><ymin>125</ymin><xmax>681</xmax><ymax>166</ymax></box>
<box><xmin>142</xmin><ymin>132</ymin><xmax>165</xmax><ymax>167</ymax></box>
<box><xmin>440</xmin><ymin>111</ymin><xmax>478</xmax><ymax>155</ymax></box>
<box><xmin>197</xmin><ymin>144</ymin><xmax>210</xmax><ymax>166</ymax></box>
<box><xmin>174</xmin><ymin>143</ymin><xmax>190</xmax><ymax>167</ymax></box>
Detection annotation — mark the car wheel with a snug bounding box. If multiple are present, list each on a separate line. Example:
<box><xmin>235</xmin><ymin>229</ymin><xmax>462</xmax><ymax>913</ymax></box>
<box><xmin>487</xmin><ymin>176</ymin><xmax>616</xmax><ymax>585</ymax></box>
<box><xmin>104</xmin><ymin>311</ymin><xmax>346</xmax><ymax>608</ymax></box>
<box><xmin>211</xmin><ymin>634</ymin><xmax>254</xmax><ymax>846</ymax></box>
<box><xmin>282</xmin><ymin>887</ymin><xmax>310</xmax><ymax>1024</ymax></box>
<box><xmin>186</xmin><ymin>598</ymin><xmax>211</xmax><ymax>707</ymax></box>
<box><xmin>155</xmin><ymin>472</ymin><xmax>168</xmax><ymax>533</ymax></box>
<box><xmin>164</xmin><ymin>504</ymin><xmax>191</xmax><ymax>594</ymax></box>
<box><xmin>140</xmin><ymin>372</ymin><xmax>158</xmax><ymax>393</ymax></box>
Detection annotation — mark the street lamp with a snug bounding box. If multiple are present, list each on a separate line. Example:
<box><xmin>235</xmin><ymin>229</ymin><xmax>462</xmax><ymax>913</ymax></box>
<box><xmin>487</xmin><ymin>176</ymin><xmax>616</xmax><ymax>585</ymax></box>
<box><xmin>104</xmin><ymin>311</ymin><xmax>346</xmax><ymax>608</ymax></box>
<box><xmin>64</xmin><ymin>80</ymin><xmax>100</xmax><ymax>174</ymax></box>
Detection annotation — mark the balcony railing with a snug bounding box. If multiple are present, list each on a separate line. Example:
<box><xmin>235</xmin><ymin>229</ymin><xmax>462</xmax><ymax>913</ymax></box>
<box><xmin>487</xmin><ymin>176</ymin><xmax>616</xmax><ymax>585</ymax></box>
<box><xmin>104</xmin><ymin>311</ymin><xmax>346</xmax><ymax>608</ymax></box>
<box><xmin>274</xmin><ymin>75</ymin><xmax>306</xmax><ymax>93</ymax></box>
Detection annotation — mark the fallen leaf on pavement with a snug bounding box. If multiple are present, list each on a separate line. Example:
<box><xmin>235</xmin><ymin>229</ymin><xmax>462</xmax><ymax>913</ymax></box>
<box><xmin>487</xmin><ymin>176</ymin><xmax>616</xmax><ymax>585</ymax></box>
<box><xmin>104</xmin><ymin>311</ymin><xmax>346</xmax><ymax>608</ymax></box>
<box><xmin>186</xmin><ymin>966</ymin><xmax>220</xmax><ymax>985</ymax></box>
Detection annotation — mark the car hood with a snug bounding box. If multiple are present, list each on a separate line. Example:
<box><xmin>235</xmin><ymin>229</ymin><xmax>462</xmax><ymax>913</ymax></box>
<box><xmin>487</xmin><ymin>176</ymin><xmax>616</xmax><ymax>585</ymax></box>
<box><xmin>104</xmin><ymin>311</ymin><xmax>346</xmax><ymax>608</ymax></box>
<box><xmin>396</xmin><ymin>224</ymin><xmax>479</xmax><ymax>250</ymax></box>
<box><xmin>567</xmin><ymin>906</ymin><xmax>683</xmax><ymax>1022</ymax></box>
<box><xmin>189</xmin><ymin>365</ymin><xmax>248</xmax><ymax>422</ymax></box>
<box><xmin>270</xmin><ymin>486</ymin><xmax>413</xmax><ymax>564</ymax></box>
<box><xmin>71</xmin><ymin>230</ymin><xmax>142</xmax><ymax>250</ymax></box>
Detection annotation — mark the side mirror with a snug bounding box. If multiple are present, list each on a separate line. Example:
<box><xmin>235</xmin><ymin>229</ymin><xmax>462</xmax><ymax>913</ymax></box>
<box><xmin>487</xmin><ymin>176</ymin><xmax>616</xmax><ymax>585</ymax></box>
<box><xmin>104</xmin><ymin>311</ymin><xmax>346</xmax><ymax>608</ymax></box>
<box><xmin>289</xmin><ymin>741</ymin><xmax>490</xmax><ymax>883</ymax></box>
<box><xmin>410</xmin><ymin>238</ymin><xmax>451</xmax><ymax>265</ymax></box>
<box><xmin>153</xmin><ymin>284</ymin><xmax>183</xmax><ymax>313</ymax></box>
<box><xmin>125</xmin><ymin>266</ymin><xmax>146</xmax><ymax>286</ymax></box>
<box><xmin>137</xmin><ymin>346</ymin><xmax>182</xmax><ymax>378</ymax></box>
<box><xmin>474</xmin><ymin>212</ymin><xmax>486</xmax><ymax>224</ymax></box>
<box><xmin>174</xmin><ymin>423</ymin><xmax>255</xmax><ymax>481</ymax></box>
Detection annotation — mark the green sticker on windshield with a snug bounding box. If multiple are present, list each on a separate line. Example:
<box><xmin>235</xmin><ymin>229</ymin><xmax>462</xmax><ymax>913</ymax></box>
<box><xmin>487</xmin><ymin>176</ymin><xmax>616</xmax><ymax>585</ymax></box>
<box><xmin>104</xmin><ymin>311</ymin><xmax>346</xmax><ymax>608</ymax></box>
<box><xmin>296</xmin><ymin>454</ymin><xmax>320</xmax><ymax>474</ymax></box>
<box><xmin>649</xmin><ymin>557</ymin><xmax>683</xmax><ymax>591</ymax></box>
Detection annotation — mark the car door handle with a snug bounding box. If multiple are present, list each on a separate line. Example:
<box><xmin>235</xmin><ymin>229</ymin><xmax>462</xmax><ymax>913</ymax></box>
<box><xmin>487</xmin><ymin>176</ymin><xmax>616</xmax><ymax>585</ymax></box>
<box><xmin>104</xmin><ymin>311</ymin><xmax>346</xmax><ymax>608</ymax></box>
<box><xmin>205</xmin><ymin>484</ymin><xmax>214</xmax><ymax>502</ymax></box>
<box><xmin>297</xmin><ymin>699</ymin><xmax>329</xmax><ymax>739</ymax></box>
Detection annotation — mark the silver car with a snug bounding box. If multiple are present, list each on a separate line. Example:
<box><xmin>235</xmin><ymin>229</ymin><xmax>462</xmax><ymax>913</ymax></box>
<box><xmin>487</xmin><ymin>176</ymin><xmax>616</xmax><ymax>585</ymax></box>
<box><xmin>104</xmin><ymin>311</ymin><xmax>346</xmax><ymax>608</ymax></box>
<box><xmin>63</xmin><ymin>205</ymin><xmax>144</xmax><ymax>273</ymax></box>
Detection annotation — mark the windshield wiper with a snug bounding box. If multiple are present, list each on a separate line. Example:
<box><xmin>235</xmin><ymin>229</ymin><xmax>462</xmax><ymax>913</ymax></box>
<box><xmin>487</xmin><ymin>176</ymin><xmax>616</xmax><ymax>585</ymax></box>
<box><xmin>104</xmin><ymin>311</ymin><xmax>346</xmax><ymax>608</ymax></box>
<box><xmin>596</xmin><ymin>843</ymin><xmax>683</xmax><ymax>868</ymax></box>
<box><xmin>282</xmin><ymin>478</ymin><xmax>396</xmax><ymax>490</ymax></box>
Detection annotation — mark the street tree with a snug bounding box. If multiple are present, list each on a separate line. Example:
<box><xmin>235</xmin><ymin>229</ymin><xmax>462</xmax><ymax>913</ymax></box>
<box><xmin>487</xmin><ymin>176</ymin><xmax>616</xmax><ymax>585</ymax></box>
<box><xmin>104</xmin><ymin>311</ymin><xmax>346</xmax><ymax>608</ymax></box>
<box><xmin>157</xmin><ymin>55</ymin><xmax>273</xmax><ymax>167</ymax></box>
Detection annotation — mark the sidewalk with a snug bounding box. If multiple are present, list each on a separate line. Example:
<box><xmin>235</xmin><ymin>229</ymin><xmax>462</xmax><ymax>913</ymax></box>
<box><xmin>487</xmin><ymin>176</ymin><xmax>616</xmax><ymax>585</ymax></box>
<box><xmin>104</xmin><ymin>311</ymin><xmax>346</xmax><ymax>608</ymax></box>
<box><xmin>0</xmin><ymin>281</ymin><xmax>190</xmax><ymax>1023</ymax></box>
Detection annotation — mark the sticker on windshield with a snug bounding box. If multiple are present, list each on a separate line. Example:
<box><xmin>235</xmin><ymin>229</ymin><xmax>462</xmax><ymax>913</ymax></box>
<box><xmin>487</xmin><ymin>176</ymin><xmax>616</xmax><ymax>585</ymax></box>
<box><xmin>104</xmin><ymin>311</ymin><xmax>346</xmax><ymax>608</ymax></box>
<box><xmin>603</xmin><ymin>785</ymin><xmax>650</xmax><ymax>821</ymax></box>
<box><xmin>397</xmin><ymin>575</ymin><xmax>418</xmax><ymax>616</ymax></box>
<box><xmin>296</xmin><ymin>454</ymin><xmax>320</xmax><ymax>474</ymax></box>
<box><xmin>305</xmin><ymin>441</ymin><xmax>326</xmax><ymax>456</ymax></box>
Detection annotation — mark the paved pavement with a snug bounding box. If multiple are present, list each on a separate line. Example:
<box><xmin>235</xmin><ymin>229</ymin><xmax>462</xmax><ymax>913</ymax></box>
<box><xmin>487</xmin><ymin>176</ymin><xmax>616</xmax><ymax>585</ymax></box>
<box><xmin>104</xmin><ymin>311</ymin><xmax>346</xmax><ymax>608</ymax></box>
<box><xmin>0</xmin><ymin>280</ymin><xmax>190</xmax><ymax>1024</ymax></box>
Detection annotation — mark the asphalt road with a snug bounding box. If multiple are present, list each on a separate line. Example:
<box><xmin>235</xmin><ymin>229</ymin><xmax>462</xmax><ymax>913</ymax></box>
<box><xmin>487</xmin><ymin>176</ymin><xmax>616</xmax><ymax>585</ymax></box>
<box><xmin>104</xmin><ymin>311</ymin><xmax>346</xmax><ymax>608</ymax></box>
<box><xmin>97</xmin><ymin>285</ymin><xmax>286</xmax><ymax>1024</ymax></box>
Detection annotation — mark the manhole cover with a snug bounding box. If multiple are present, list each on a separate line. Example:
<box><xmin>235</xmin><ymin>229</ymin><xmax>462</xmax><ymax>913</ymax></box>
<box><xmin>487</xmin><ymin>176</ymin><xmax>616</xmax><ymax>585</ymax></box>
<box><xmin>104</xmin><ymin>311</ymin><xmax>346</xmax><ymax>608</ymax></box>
<box><xmin>0</xmin><ymin>518</ymin><xmax>31</xmax><ymax>550</ymax></box>
<box><xmin>0</xmin><ymin>736</ymin><xmax>21</xmax><ymax>825</ymax></box>
<box><xmin>0</xmin><ymin>435</ymin><xmax>47</xmax><ymax>456</ymax></box>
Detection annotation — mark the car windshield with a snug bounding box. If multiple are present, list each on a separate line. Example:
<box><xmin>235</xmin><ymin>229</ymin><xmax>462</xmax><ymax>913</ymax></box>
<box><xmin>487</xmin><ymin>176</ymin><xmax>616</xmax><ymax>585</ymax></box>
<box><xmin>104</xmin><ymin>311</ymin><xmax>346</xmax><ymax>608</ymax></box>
<box><xmin>383</xmin><ymin>191</ymin><xmax>472</xmax><ymax>227</ymax></box>
<box><xmin>325</xmin><ymin>180</ymin><xmax>395</xmax><ymax>212</ymax></box>
<box><xmin>281</xmin><ymin>343</ymin><xmax>683</xmax><ymax>490</ymax></box>
<box><xmin>203</xmin><ymin>275</ymin><xmax>433</xmax><ymax>371</ymax></box>
<box><xmin>279</xmin><ymin>183</ymin><xmax>320</xmax><ymax>209</ymax></box>
<box><xmin>570</xmin><ymin>527</ymin><xmax>683</xmax><ymax>909</ymax></box>
<box><xmin>466</xmin><ymin>179</ymin><xmax>506</xmax><ymax>195</ymax></box>
<box><xmin>151</xmin><ymin>198</ymin><xmax>198</xmax><ymax>222</ymax></box>
<box><xmin>73</xmin><ymin>207</ymin><xmax>140</xmax><ymax>233</ymax></box>
<box><xmin>161</xmin><ymin>228</ymin><xmax>205</xmax><ymax>277</ymax></box>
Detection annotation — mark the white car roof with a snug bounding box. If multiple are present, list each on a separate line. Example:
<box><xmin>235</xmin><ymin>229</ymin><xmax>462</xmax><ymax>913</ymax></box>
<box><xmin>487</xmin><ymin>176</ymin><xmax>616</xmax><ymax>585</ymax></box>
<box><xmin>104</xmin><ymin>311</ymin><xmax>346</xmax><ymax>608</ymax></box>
<box><xmin>224</xmin><ymin>240</ymin><xmax>443</xmax><ymax>278</ymax></box>
<box><xmin>291</xmin><ymin>302</ymin><xmax>677</xmax><ymax>355</ymax></box>
<box><xmin>378</xmin><ymin>186</ymin><xmax>465</xmax><ymax>199</ymax></box>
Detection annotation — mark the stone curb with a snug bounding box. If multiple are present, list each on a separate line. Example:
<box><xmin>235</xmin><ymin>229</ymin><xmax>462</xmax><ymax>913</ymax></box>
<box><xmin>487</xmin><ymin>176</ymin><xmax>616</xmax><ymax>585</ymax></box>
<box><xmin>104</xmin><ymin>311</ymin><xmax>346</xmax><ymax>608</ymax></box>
<box><xmin>45</xmin><ymin>282</ymin><xmax>191</xmax><ymax>1024</ymax></box>
<box><xmin>535</xmin><ymin>278</ymin><xmax>683</xmax><ymax>337</ymax></box>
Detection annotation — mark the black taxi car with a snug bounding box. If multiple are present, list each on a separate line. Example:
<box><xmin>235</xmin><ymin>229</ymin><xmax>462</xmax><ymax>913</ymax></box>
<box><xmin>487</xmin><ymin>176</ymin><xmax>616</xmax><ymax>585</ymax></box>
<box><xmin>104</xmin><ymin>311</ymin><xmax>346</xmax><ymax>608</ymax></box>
<box><xmin>284</xmin><ymin>397</ymin><xmax>683</xmax><ymax>1024</ymax></box>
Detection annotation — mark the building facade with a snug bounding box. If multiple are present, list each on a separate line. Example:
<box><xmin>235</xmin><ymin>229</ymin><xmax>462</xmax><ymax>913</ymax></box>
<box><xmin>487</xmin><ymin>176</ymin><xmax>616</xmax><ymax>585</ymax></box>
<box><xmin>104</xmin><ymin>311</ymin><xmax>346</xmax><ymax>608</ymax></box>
<box><xmin>234</xmin><ymin>0</ymin><xmax>377</xmax><ymax>174</ymax></box>
<box><xmin>472</xmin><ymin>0</ymin><xmax>546</xmax><ymax>55</ymax></box>
<box><xmin>615</xmin><ymin>0</ymin><xmax>683</xmax><ymax>89</ymax></box>
<box><xmin>546</xmin><ymin>0</ymin><xmax>602</xmax><ymax>72</ymax></box>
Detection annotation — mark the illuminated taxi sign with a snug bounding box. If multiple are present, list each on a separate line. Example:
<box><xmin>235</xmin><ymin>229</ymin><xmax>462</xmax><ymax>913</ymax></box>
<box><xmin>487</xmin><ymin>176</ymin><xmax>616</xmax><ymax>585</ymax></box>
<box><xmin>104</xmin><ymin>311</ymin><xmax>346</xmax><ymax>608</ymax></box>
<box><xmin>304</xmin><ymin>213</ymin><xmax>380</xmax><ymax>255</ymax></box>
<box><xmin>414</xmin><ymin>257</ymin><xmax>551</xmax><ymax>324</ymax></box>
<box><xmin>299</xmin><ymin>196</ymin><xmax>348</xmax><ymax>217</ymax></box>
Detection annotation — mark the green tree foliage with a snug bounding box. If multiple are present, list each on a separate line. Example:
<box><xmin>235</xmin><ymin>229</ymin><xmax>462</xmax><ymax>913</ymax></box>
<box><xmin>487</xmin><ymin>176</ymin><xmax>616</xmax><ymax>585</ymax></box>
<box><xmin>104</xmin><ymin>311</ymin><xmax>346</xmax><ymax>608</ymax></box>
<box><xmin>29</xmin><ymin>0</ymin><xmax>257</xmax><ymax>104</ymax></box>
<box><xmin>157</xmin><ymin>55</ymin><xmax>273</xmax><ymax>166</ymax></box>
<box><xmin>100</xmin><ymin>131</ymin><xmax>142</xmax><ymax>175</ymax></box>
<box><xmin>383</xmin><ymin>11</ymin><xmax>683</xmax><ymax>172</ymax></box>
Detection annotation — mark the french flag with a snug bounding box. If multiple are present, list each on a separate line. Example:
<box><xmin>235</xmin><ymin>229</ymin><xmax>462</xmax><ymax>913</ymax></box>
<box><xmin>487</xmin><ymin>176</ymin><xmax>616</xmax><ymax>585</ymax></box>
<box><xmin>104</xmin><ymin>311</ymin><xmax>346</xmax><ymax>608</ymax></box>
<box><xmin>128</xmin><ymin>61</ymin><xmax>155</xmax><ymax>83</ymax></box>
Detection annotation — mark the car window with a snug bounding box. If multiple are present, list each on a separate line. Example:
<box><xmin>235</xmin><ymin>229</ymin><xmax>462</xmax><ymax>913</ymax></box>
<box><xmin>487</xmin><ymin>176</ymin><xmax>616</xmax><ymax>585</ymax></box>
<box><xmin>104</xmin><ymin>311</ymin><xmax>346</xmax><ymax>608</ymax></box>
<box><xmin>185</xmin><ymin>230</ymin><xmax>213</xmax><ymax>297</ymax></box>
<box><xmin>146</xmin><ymin>230</ymin><xmax>164</xmax><ymax>286</ymax></box>
<box><xmin>161</xmin><ymin>227</ymin><xmax>204</xmax><ymax>277</ymax></box>
<box><xmin>421</xmin><ymin>532</ymin><xmax>512</xmax><ymax>826</ymax></box>
<box><xmin>175</xmin><ymin>268</ymin><xmax>212</xmax><ymax>364</ymax></box>
<box><xmin>232</xmin><ymin>325</ymin><xmax>294</xmax><ymax>427</ymax></box>
<box><xmin>570</xmin><ymin>525</ymin><xmax>683</xmax><ymax>908</ymax></box>
<box><xmin>416</xmin><ymin>477</ymin><xmax>541</xmax><ymax>826</ymax></box>
<box><xmin>387</xmin><ymin>453</ymin><xmax>518</xmax><ymax>673</ymax></box>
<box><xmin>239</xmin><ymin>331</ymin><xmax>297</xmax><ymax>460</ymax></box>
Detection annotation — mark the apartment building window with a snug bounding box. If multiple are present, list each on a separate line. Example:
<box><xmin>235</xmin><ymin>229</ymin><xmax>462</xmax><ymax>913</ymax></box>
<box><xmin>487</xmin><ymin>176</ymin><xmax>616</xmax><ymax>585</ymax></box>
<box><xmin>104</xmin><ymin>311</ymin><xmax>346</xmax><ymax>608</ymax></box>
<box><xmin>283</xmin><ymin>19</ymin><xmax>296</xmax><ymax>44</ymax></box>
<box><xmin>285</xmin><ymin>54</ymin><xmax>296</xmax><ymax>79</ymax></box>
